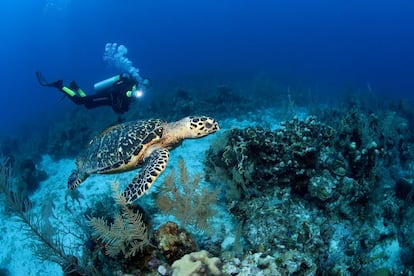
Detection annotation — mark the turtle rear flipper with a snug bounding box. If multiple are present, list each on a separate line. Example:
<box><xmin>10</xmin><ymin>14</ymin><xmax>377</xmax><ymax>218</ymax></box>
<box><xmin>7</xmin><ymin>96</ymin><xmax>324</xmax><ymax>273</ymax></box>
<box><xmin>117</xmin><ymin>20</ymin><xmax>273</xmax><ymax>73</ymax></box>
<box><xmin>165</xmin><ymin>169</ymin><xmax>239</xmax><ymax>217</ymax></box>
<box><xmin>68</xmin><ymin>170</ymin><xmax>89</xmax><ymax>190</ymax></box>
<box><xmin>123</xmin><ymin>148</ymin><xmax>170</xmax><ymax>203</ymax></box>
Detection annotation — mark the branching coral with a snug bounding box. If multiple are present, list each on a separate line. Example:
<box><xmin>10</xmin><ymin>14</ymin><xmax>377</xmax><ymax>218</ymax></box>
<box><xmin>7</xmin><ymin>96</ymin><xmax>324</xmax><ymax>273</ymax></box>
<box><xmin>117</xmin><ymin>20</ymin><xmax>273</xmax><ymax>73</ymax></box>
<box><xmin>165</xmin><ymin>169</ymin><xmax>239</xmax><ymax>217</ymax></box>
<box><xmin>88</xmin><ymin>182</ymin><xmax>149</xmax><ymax>258</ymax></box>
<box><xmin>156</xmin><ymin>158</ymin><xmax>220</xmax><ymax>231</ymax></box>
<box><xmin>0</xmin><ymin>158</ymin><xmax>95</xmax><ymax>275</ymax></box>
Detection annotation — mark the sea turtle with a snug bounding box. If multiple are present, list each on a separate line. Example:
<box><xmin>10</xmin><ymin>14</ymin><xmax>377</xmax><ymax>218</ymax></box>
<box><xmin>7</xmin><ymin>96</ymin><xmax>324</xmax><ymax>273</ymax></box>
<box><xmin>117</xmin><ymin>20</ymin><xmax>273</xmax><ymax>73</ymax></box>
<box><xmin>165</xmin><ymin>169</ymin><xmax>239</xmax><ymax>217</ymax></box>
<box><xmin>68</xmin><ymin>116</ymin><xmax>219</xmax><ymax>203</ymax></box>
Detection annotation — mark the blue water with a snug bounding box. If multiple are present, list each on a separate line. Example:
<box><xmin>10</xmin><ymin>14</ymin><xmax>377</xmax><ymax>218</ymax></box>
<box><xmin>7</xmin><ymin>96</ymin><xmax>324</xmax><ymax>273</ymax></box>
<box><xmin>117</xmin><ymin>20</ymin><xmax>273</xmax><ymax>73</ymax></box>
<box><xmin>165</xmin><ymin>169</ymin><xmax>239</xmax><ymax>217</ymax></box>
<box><xmin>1</xmin><ymin>0</ymin><xmax>414</xmax><ymax>135</ymax></box>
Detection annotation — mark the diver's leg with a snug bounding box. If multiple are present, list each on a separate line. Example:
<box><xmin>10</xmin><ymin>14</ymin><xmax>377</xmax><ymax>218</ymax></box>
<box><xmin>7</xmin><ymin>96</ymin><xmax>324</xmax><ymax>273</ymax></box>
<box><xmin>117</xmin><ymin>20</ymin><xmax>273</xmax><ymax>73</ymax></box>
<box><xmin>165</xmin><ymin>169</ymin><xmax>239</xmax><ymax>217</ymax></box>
<box><xmin>69</xmin><ymin>81</ymin><xmax>87</xmax><ymax>97</ymax></box>
<box><xmin>83</xmin><ymin>94</ymin><xmax>112</xmax><ymax>109</ymax></box>
<box><xmin>35</xmin><ymin>71</ymin><xmax>78</xmax><ymax>98</ymax></box>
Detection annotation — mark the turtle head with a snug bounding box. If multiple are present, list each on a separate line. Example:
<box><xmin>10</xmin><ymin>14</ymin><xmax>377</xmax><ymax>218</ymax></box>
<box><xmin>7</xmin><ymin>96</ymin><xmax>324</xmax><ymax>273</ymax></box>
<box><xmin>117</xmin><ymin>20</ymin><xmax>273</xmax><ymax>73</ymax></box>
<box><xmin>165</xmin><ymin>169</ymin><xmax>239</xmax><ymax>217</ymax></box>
<box><xmin>179</xmin><ymin>116</ymin><xmax>220</xmax><ymax>138</ymax></box>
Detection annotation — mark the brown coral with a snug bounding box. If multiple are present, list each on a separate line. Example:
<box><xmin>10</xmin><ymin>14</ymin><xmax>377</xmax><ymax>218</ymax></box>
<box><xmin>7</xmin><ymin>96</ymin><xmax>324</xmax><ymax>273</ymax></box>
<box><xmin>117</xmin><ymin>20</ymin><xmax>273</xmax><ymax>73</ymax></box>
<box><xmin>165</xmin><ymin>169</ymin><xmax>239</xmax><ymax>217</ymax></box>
<box><xmin>154</xmin><ymin>221</ymin><xmax>197</xmax><ymax>264</ymax></box>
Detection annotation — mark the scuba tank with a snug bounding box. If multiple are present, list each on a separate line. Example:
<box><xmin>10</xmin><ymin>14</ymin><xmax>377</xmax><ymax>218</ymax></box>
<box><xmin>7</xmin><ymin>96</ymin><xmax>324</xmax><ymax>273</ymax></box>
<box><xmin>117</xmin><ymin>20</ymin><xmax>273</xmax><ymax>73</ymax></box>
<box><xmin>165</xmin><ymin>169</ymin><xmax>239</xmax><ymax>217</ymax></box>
<box><xmin>93</xmin><ymin>75</ymin><xmax>121</xmax><ymax>92</ymax></box>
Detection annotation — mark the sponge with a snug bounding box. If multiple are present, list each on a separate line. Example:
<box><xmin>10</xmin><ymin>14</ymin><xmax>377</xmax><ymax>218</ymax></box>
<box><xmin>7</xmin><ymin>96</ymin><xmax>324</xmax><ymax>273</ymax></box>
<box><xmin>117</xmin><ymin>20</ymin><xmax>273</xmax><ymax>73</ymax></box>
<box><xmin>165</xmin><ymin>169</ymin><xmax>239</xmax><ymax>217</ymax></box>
<box><xmin>171</xmin><ymin>250</ymin><xmax>222</xmax><ymax>276</ymax></box>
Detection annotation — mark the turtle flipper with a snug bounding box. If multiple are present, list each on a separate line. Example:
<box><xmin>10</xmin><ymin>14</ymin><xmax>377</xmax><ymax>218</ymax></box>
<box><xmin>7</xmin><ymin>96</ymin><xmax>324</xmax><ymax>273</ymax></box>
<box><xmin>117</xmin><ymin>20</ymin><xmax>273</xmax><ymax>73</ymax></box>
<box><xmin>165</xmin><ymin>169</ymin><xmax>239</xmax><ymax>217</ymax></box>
<box><xmin>68</xmin><ymin>170</ymin><xmax>89</xmax><ymax>190</ymax></box>
<box><xmin>123</xmin><ymin>148</ymin><xmax>170</xmax><ymax>203</ymax></box>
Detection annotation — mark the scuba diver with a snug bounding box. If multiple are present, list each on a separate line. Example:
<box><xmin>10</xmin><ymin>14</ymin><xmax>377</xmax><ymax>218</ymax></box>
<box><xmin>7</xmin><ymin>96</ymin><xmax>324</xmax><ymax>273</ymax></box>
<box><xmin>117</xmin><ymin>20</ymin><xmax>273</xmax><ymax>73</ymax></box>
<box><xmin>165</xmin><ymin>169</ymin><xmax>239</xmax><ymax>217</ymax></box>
<box><xmin>35</xmin><ymin>71</ymin><xmax>151</xmax><ymax>114</ymax></box>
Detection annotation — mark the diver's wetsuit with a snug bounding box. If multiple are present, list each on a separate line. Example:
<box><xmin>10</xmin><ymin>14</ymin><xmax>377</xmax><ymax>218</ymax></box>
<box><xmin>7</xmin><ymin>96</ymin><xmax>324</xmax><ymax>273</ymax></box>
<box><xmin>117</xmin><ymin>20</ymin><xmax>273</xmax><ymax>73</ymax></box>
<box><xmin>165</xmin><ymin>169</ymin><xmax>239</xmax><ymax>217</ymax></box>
<box><xmin>71</xmin><ymin>76</ymin><xmax>136</xmax><ymax>114</ymax></box>
<box><xmin>36</xmin><ymin>72</ymin><xmax>137</xmax><ymax>114</ymax></box>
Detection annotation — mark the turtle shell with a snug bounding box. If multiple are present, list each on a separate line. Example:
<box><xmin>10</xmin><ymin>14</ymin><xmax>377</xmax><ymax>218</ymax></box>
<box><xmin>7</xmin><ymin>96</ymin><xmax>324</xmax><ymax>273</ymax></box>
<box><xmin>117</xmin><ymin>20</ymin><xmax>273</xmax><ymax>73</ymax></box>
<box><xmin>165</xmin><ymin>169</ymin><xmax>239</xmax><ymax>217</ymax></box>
<box><xmin>77</xmin><ymin>119</ymin><xmax>165</xmax><ymax>174</ymax></box>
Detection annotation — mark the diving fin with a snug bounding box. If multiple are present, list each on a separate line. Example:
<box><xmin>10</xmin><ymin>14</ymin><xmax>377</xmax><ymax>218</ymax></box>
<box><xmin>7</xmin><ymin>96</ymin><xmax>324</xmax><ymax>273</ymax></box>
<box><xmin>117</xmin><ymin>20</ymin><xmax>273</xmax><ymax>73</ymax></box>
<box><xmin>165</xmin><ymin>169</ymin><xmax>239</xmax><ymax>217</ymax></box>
<box><xmin>35</xmin><ymin>71</ymin><xmax>63</xmax><ymax>89</ymax></box>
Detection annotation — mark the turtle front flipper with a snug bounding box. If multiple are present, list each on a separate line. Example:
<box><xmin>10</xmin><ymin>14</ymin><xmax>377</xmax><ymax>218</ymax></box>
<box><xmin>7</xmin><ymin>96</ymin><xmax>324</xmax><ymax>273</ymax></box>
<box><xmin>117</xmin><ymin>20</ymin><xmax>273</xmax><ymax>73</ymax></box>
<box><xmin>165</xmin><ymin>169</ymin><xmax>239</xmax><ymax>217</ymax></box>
<box><xmin>68</xmin><ymin>170</ymin><xmax>89</xmax><ymax>190</ymax></box>
<box><xmin>123</xmin><ymin>148</ymin><xmax>170</xmax><ymax>203</ymax></box>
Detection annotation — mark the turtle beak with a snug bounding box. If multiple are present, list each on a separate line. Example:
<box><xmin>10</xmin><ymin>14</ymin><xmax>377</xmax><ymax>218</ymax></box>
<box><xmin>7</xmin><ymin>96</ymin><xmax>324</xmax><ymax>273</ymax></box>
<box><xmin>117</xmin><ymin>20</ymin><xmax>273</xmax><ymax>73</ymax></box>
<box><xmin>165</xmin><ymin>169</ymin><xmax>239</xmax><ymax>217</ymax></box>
<box><xmin>206</xmin><ymin>119</ymin><xmax>219</xmax><ymax>133</ymax></box>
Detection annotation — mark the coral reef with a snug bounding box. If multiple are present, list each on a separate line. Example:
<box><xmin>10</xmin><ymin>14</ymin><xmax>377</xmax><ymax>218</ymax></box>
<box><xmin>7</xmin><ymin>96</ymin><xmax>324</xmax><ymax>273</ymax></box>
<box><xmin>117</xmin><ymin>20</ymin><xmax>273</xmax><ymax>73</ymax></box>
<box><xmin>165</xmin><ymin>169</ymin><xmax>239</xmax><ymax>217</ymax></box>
<box><xmin>319</xmin><ymin>106</ymin><xmax>413</xmax><ymax>171</ymax></box>
<box><xmin>205</xmin><ymin>109</ymin><xmax>414</xmax><ymax>274</ymax></box>
<box><xmin>222</xmin><ymin>251</ymin><xmax>314</xmax><ymax>276</ymax></box>
<box><xmin>205</xmin><ymin>116</ymin><xmax>337</xmax><ymax>199</ymax></box>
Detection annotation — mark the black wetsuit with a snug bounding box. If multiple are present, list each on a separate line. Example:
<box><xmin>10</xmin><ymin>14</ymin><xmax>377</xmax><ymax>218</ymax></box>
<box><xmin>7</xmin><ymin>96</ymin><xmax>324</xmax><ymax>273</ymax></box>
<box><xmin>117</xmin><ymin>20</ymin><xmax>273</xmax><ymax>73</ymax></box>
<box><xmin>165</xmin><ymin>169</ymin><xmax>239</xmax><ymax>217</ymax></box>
<box><xmin>70</xmin><ymin>76</ymin><xmax>137</xmax><ymax>114</ymax></box>
<box><xmin>36</xmin><ymin>72</ymin><xmax>137</xmax><ymax>114</ymax></box>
